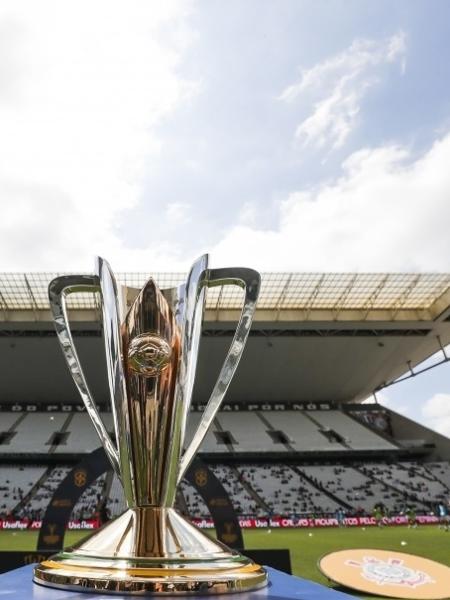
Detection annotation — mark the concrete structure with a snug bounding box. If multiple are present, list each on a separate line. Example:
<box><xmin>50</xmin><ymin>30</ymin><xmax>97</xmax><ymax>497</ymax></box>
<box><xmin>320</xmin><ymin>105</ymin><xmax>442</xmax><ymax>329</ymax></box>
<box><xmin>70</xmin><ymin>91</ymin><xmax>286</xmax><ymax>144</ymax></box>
<box><xmin>1</xmin><ymin>272</ymin><xmax>450</xmax><ymax>405</ymax></box>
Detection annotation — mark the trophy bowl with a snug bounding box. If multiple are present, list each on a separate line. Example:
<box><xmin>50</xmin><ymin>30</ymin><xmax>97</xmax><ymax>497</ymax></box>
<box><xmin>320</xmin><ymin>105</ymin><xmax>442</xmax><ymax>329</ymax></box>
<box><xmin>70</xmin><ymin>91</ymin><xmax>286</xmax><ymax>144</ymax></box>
<box><xmin>33</xmin><ymin>255</ymin><xmax>268</xmax><ymax>595</ymax></box>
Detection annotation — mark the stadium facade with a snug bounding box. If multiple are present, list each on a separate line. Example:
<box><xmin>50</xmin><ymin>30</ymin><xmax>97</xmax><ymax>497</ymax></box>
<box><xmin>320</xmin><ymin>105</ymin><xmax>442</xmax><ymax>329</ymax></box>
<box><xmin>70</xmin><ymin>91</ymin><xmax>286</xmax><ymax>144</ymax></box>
<box><xmin>1</xmin><ymin>271</ymin><xmax>450</xmax><ymax>530</ymax></box>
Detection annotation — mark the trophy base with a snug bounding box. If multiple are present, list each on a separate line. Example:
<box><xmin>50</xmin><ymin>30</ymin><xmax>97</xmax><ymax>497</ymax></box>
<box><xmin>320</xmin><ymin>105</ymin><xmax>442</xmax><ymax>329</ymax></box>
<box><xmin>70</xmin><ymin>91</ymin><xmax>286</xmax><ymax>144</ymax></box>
<box><xmin>33</xmin><ymin>508</ymin><xmax>268</xmax><ymax>595</ymax></box>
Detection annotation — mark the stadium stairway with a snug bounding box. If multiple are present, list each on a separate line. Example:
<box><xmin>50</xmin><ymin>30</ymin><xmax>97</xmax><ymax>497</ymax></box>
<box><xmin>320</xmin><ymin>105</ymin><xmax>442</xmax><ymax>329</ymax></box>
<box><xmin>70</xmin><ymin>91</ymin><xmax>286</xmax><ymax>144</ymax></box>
<box><xmin>47</xmin><ymin>413</ymin><xmax>74</xmax><ymax>454</ymax></box>
<box><xmin>422</xmin><ymin>463</ymin><xmax>450</xmax><ymax>492</ymax></box>
<box><xmin>301</xmin><ymin>412</ymin><xmax>350</xmax><ymax>450</ymax></box>
<box><xmin>291</xmin><ymin>466</ymin><xmax>353</xmax><ymax>511</ymax></box>
<box><xmin>13</xmin><ymin>466</ymin><xmax>52</xmax><ymax>515</ymax></box>
<box><xmin>255</xmin><ymin>412</ymin><xmax>295</xmax><ymax>451</ymax></box>
<box><xmin>212</xmin><ymin>417</ymin><xmax>236</xmax><ymax>453</ymax></box>
<box><xmin>6</xmin><ymin>413</ymin><xmax>28</xmax><ymax>434</ymax></box>
<box><xmin>232</xmin><ymin>466</ymin><xmax>271</xmax><ymax>512</ymax></box>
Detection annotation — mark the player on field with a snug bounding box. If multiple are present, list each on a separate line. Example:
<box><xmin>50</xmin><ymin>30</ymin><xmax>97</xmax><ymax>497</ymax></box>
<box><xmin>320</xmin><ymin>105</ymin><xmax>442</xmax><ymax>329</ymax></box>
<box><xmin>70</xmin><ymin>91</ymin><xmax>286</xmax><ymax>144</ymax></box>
<box><xmin>373</xmin><ymin>505</ymin><xmax>384</xmax><ymax>527</ymax></box>
<box><xmin>437</xmin><ymin>503</ymin><xmax>449</xmax><ymax>531</ymax></box>
<box><xmin>407</xmin><ymin>506</ymin><xmax>417</xmax><ymax>528</ymax></box>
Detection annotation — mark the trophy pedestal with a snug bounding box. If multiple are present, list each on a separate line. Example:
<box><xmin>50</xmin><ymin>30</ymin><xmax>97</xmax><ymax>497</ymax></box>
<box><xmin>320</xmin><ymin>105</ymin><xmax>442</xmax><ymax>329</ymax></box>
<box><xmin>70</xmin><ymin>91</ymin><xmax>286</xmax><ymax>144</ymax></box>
<box><xmin>6</xmin><ymin>565</ymin><xmax>359</xmax><ymax>600</ymax></box>
<box><xmin>33</xmin><ymin>508</ymin><xmax>268</xmax><ymax>595</ymax></box>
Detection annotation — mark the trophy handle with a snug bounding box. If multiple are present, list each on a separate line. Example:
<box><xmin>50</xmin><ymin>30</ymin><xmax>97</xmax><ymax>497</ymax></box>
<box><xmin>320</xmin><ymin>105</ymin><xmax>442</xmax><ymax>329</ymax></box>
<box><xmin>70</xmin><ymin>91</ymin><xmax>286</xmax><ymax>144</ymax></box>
<box><xmin>177</xmin><ymin>267</ymin><xmax>260</xmax><ymax>483</ymax></box>
<box><xmin>48</xmin><ymin>275</ymin><xmax>121</xmax><ymax>478</ymax></box>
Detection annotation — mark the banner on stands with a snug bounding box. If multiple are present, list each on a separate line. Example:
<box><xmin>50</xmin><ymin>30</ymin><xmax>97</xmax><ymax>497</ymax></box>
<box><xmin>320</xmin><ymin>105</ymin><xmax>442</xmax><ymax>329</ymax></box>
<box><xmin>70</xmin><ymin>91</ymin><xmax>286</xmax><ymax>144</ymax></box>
<box><xmin>0</xmin><ymin>518</ymin><xmax>99</xmax><ymax>530</ymax></box>
<box><xmin>0</xmin><ymin>514</ymin><xmax>438</xmax><ymax>531</ymax></box>
<box><xmin>190</xmin><ymin>515</ymin><xmax>439</xmax><ymax>528</ymax></box>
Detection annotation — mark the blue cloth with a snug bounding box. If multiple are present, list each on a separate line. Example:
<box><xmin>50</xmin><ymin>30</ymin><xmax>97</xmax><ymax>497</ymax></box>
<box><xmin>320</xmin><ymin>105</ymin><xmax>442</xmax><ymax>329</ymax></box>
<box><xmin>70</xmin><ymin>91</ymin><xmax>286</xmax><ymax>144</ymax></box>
<box><xmin>0</xmin><ymin>565</ymin><xmax>357</xmax><ymax>599</ymax></box>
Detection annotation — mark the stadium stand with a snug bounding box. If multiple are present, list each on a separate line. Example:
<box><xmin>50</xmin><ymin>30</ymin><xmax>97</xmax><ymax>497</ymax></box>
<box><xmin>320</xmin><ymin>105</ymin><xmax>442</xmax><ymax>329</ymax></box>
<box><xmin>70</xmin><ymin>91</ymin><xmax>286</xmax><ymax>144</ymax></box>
<box><xmin>362</xmin><ymin>462</ymin><xmax>450</xmax><ymax>505</ymax></box>
<box><xmin>0</xmin><ymin>465</ymin><xmax>46</xmax><ymax>516</ymax></box>
<box><xmin>300</xmin><ymin>465</ymin><xmax>416</xmax><ymax>512</ymax></box>
<box><xmin>211</xmin><ymin>465</ymin><xmax>264</xmax><ymax>515</ymax></box>
<box><xmin>178</xmin><ymin>480</ymin><xmax>209</xmax><ymax>518</ymax></box>
<box><xmin>54</xmin><ymin>414</ymin><xmax>115</xmax><ymax>454</ymax></box>
<box><xmin>308</xmin><ymin>411</ymin><xmax>397</xmax><ymax>450</ymax></box>
<box><xmin>0</xmin><ymin>410</ymin><xmax>406</xmax><ymax>455</ymax></box>
<box><xmin>184</xmin><ymin>413</ymin><xmax>222</xmax><ymax>453</ymax></box>
<box><xmin>0</xmin><ymin>414</ymin><xmax>68</xmax><ymax>454</ymax></box>
<box><xmin>0</xmin><ymin>271</ymin><xmax>450</xmax><ymax>543</ymax></box>
<box><xmin>214</xmin><ymin>414</ymin><xmax>280</xmax><ymax>452</ymax></box>
<box><xmin>72</xmin><ymin>474</ymin><xmax>106</xmax><ymax>520</ymax></box>
<box><xmin>1</xmin><ymin>406</ymin><xmax>449</xmax><ymax>522</ymax></box>
<box><xmin>262</xmin><ymin>412</ymin><xmax>343</xmax><ymax>451</ymax></box>
<box><xmin>18</xmin><ymin>466</ymin><xmax>71</xmax><ymax>519</ymax></box>
<box><xmin>427</xmin><ymin>461</ymin><xmax>450</xmax><ymax>488</ymax></box>
<box><xmin>107</xmin><ymin>474</ymin><xmax>126</xmax><ymax>518</ymax></box>
<box><xmin>234</xmin><ymin>464</ymin><xmax>342</xmax><ymax>515</ymax></box>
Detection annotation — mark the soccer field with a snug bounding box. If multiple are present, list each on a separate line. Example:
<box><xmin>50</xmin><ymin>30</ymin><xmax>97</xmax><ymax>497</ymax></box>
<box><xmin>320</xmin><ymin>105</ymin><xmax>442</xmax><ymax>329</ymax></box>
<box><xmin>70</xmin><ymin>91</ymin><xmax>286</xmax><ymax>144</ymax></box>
<box><xmin>1</xmin><ymin>525</ymin><xmax>449</xmax><ymax>599</ymax></box>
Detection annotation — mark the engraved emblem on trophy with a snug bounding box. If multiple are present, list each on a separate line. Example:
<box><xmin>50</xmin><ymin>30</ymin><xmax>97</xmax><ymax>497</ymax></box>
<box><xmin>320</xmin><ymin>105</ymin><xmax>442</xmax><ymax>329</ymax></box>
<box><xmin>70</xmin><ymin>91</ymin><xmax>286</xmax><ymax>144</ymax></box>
<box><xmin>34</xmin><ymin>255</ymin><xmax>267</xmax><ymax>595</ymax></box>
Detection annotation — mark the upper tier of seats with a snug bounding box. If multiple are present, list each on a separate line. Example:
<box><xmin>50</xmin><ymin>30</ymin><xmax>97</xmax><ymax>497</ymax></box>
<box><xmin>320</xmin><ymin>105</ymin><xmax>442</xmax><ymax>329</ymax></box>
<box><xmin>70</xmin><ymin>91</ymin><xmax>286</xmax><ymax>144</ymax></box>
<box><xmin>0</xmin><ymin>409</ymin><xmax>397</xmax><ymax>454</ymax></box>
<box><xmin>53</xmin><ymin>414</ymin><xmax>115</xmax><ymax>454</ymax></box>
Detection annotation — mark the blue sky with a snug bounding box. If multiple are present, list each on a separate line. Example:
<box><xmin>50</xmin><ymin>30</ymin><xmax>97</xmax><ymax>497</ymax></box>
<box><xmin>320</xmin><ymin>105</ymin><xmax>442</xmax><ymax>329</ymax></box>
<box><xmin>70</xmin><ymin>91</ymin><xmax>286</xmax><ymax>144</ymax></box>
<box><xmin>0</xmin><ymin>1</ymin><xmax>450</xmax><ymax>433</ymax></box>
<box><xmin>376</xmin><ymin>357</ymin><xmax>450</xmax><ymax>438</ymax></box>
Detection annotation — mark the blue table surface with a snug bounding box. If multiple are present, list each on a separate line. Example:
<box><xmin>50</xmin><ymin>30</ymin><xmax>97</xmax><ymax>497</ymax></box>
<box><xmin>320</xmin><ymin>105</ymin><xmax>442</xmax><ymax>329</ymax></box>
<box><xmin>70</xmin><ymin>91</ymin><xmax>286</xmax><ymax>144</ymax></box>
<box><xmin>0</xmin><ymin>565</ymin><xmax>357</xmax><ymax>600</ymax></box>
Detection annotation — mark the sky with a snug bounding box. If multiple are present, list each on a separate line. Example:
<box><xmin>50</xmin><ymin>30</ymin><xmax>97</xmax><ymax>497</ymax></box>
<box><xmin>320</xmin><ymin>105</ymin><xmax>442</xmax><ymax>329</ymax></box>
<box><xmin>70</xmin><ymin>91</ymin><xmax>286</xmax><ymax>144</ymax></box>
<box><xmin>1</xmin><ymin>1</ymin><xmax>450</xmax><ymax>435</ymax></box>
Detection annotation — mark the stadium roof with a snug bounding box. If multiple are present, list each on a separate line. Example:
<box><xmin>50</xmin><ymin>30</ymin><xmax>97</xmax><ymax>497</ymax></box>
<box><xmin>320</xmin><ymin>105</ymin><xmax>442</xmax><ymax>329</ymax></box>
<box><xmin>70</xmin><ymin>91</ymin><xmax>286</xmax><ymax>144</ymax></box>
<box><xmin>1</xmin><ymin>272</ymin><xmax>450</xmax><ymax>320</ymax></box>
<box><xmin>1</xmin><ymin>272</ymin><xmax>450</xmax><ymax>406</ymax></box>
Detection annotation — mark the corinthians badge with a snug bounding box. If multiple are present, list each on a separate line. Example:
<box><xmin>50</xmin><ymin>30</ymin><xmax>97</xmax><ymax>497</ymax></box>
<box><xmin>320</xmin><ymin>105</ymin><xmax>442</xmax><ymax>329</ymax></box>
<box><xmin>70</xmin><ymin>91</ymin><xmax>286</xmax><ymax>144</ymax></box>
<box><xmin>319</xmin><ymin>548</ymin><xmax>450</xmax><ymax>600</ymax></box>
<box><xmin>346</xmin><ymin>556</ymin><xmax>434</xmax><ymax>588</ymax></box>
<box><xmin>33</xmin><ymin>255</ymin><xmax>267</xmax><ymax>595</ymax></box>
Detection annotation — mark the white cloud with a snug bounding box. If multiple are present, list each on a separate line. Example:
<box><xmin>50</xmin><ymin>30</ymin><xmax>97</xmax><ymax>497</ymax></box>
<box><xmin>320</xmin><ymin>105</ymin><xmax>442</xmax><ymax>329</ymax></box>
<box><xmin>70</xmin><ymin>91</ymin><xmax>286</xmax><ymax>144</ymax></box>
<box><xmin>0</xmin><ymin>1</ymin><xmax>198</xmax><ymax>270</ymax></box>
<box><xmin>294</xmin><ymin>76</ymin><xmax>373</xmax><ymax>150</ymax></box>
<box><xmin>166</xmin><ymin>202</ymin><xmax>192</xmax><ymax>226</ymax></box>
<box><xmin>238</xmin><ymin>202</ymin><xmax>259</xmax><ymax>227</ymax></box>
<box><xmin>279</xmin><ymin>32</ymin><xmax>406</xmax><ymax>149</ymax></box>
<box><xmin>209</xmin><ymin>132</ymin><xmax>450</xmax><ymax>272</ymax></box>
<box><xmin>421</xmin><ymin>393</ymin><xmax>450</xmax><ymax>436</ymax></box>
<box><xmin>0</xmin><ymin>12</ymin><xmax>445</xmax><ymax>277</ymax></box>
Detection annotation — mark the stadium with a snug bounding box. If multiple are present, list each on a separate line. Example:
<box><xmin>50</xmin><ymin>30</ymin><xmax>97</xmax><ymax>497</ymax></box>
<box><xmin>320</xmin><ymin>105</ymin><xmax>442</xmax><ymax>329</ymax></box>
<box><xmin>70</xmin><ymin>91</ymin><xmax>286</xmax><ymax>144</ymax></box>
<box><xmin>2</xmin><ymin>0</ymin><xmax>450</xmax><ymax>596</ymax></box>
<box><xmin>1</xmin><ymin>270</ymin><xmax>450</xmax><ymax>596</ymax></box>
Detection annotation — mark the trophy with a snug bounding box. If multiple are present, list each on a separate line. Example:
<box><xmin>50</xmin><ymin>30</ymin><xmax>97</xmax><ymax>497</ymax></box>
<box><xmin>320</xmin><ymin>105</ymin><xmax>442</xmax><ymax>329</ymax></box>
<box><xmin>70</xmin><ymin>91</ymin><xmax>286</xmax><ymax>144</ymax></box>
<box><xmin>34</xmin><ymin>255</ymin><xmax>267</xmax><ymax>595</ymax></box>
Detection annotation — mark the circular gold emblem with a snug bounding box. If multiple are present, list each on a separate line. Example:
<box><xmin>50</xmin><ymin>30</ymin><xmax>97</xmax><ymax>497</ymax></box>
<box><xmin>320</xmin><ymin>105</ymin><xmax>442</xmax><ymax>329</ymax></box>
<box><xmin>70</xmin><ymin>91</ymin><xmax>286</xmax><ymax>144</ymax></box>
<box><xmin>73</xmin><ymin>469</ymin><xmax>87</xmax><ymax>487</ymax></box>
<box><xmin>319</xmin><ymin>549</ymin><xmax>450</xmax><ymax>599</ymax></box>
<box><xmin>194</xmin><ymin>468</ymin><xmax>208</xmax><ymax>487</ymax></box>
<box><xmin>128</xmin><ymin>334</ymin><xmax>172</xmax><ymax>377</ymax></box>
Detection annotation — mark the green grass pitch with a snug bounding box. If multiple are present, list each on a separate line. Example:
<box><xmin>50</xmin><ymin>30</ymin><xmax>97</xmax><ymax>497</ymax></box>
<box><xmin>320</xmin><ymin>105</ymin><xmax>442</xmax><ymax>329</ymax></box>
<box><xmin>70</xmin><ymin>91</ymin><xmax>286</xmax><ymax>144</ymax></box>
<box><xmin>1</xmin><ymin>525</ymin><xmax>449</xmax><ymax>598</ymax></box>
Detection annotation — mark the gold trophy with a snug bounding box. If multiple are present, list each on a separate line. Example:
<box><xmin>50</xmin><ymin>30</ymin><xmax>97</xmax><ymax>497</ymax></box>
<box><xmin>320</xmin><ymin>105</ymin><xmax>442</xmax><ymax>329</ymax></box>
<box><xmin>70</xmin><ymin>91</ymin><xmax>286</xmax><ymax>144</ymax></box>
<box><xmin>34</xmin><ymin>256</ymin><xmax>267</xmax><ymax>595</ymax></box>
